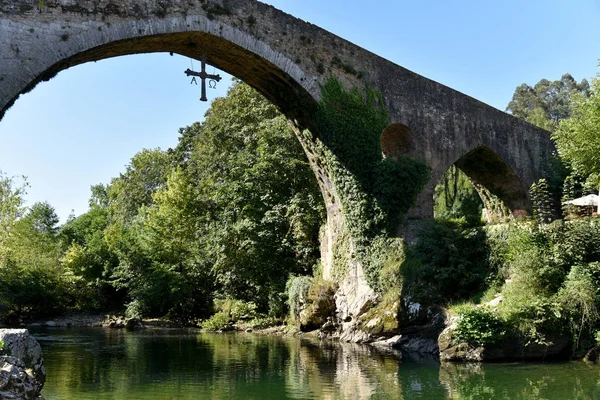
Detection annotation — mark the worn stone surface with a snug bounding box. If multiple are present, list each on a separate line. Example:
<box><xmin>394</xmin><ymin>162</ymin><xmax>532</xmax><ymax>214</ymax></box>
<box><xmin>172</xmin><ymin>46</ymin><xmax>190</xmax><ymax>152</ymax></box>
<box><xmin>334</xmin><ymin>262</ymin><xmax>378</xmax><ymax>342</ymax></box>
<box><xmin>0</xmin><ymin>329</ymin><xmax>45</xmax><ymax>399</ymax></box>
<box><xmin>0</xmin><ymin>357</ymin><xmax>42</xmax><ymax>400</ymax></box>
<box><xmin>299</xmin><ymin>283</ymin><xmax>337</xmax><ymax>332</ymax></box>
<box><xmin>335</xmin><ymin>263</ymin><xmax>377</xmax><ymax>323</ymax></box>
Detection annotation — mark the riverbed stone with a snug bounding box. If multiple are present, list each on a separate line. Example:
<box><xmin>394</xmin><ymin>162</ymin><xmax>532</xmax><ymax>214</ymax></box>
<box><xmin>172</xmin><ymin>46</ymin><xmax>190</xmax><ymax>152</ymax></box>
<box><xmin>125</xmin><ymin>317</ymin><xmax>145</xmax><ymax>330</ymax></box>
<box><xmin>0</xmin><ymin>329</ymin><xmax>45</xmax><ymax>399</ymax></box>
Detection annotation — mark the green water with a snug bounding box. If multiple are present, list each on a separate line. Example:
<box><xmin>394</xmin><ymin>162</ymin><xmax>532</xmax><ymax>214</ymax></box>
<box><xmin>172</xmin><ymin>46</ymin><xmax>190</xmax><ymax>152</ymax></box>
<box><xmin>32</xmin><ymin>328</ymin><xmax>600</xmax><ymax>399</ymax></box>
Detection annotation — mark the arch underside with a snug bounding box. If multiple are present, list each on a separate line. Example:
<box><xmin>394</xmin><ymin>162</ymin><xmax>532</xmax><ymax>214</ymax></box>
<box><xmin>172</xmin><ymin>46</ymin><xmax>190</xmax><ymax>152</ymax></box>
<box><xmin>454</xmin><ymin>146</ymin><xmax>529</xmax><ymax>217</ymax></box>
<box><xmin>1</xmin><ymin>30</ymin><xmax>317</xmax><ymax>126</ymax></box>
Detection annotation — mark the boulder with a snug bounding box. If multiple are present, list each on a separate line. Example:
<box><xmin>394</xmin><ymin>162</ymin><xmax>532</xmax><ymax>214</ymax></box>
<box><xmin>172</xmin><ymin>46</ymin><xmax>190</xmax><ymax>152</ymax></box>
<box><xmin>125</xmin><ymin>318</ymin><xmax>145</xmax><ymax>331</ymax></box>
<box><xmin>300</xmin><ymin>283</ymin><xmax>337</xmax><ymax>332</ymax></box>
<box><xmin>438</xmin><ymin>316</ymin><xmax>571</xmax><ymax>361</ymax></box>
<box><xmin>0</xmin><ymin>329</ymin><xmax>45</xmax><ymax>399</ymax></box>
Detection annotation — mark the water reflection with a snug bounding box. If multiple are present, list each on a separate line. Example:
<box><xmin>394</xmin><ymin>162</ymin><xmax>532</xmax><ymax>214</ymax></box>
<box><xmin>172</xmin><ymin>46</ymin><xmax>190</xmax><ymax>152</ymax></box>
<box><xmin>31</xmin><ymin>328</ymin><xmax>600</xmax><ymax>399</ymax></box>
<box><xmin>439</xmin><ymin>361</ymin><xmax>600</xmax><ymax>399</ymax></box>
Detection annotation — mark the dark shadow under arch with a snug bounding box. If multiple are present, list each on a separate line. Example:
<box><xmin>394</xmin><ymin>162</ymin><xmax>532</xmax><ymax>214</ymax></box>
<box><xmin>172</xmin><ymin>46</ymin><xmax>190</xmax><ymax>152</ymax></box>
<box><xmin>454</xmin><ymin>146</ymin><xmax>529</xmax><ymax>215</ymax></box>
<box><xmin>381</xmin><ymin>123</ymin><xmax>415</xmax><ymax>159</ymax></box>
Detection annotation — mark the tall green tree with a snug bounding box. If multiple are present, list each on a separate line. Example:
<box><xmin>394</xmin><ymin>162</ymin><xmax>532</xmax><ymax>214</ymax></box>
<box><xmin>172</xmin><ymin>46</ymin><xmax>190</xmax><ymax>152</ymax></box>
<box><xmin>506</xmin><ymin>73</ymin><xmax>589</xmax><ymax>131</ymax></box>
<box><xmin>184</xmin><ymin>81</ymin><xmax>325</xmax><ymax>313</ymax></box>
<box><xmin>27</xmin><ymin>201</ymin><xmax>59</xmax><ymax>236</ymax></box>
<box><xmin>116</xmin><ymin>168</ymin><xmax>214</xmax><ymax>319</ymax></box>
<box><xmin>98</xmin><ymin>80</ymin><xmax>324</xmax><ymax>319</ymax></box>
<box><xmin>0</xmin><ymin>198</ymin><xmax>71</xmax><ymax>323</ymax></box>
<box><xmin>0</xmin><ymin>172</ymin><xmax>28</xmax><ymax>266</ymax></box>
<box><xmin>553</xmin><ymin>77</ymin><xmax>600</xmax><ymax>212</ymax></box>
<box><xmin>107</xmin><ymin>149</ymin><xmax>172</xmax><ymax>224</ymax></box>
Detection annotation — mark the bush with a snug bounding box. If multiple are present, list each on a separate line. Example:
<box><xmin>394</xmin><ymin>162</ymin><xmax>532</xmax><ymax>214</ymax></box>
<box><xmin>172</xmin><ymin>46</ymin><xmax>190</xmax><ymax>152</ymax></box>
<box><xmin>403</xmin><ymin>221</ymin><xmax>489</xmax><ymax>304</ymax></box>
<box><xmin>558</xmin><ymin>265</ymin><xmax>599</xmax><ymax>347</ymax></box>
<box><xmin>493</xmin><ymin>218</ymin><xmax>600</xmax><ymax>349</ymax></box>
<box><xmin>214</xmin><ymin>299</ymin><xmax>258</xmax><ymax>321</ymax></box>
<box><xmin>454</xmin><ymin>307</ymin><xmax>506</xmax><ymax>347</ymax></box>
<box><xmin>200</xmin><ymin>299</ymin><xmax>272</xmax><ymax>331</ymax></box>
<box><xmin>244</xmin><ymin>316</ymin><xmax>280</xmax><ymax>330</ymax></box>
<box><xmin>201</xmin><ymin>312</ymin><xmax>232</xmax><ymax>331</ymax></box>
<box><xmin>0</xmin><ymin>265</ymin><xmax>71</xmax><ymax>324</ymax></box>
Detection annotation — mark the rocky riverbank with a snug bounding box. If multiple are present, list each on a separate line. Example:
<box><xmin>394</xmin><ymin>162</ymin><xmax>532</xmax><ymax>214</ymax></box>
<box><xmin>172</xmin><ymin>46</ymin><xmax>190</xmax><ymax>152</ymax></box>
<box><xmin>0</xmin><ymin>329</ymin><xmax>45</xmax><ymax>399</ymax></box>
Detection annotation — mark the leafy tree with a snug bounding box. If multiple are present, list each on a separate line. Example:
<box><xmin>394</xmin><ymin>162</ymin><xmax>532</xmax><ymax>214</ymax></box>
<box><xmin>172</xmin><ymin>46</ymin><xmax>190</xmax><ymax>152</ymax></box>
<box><xmin>7</xmin><ymin>202</ymin><xmax>62</xmax><ymax>270</ymax></box>
<box><xmin>95</xmin><ymin>80</ymin><xmax>324</xmax><ymax>319</ymax></box>
<box><xmin>506</xmin><ymin>73</ymin><xmax>589</xmax><ymax>131</ymax></box>
<box><xmin>553</xmin><ymin>76</ymin><xmax>600</xmax><ymax>206</ymax></box>
<box><xmin>0</xmin><ymin>172</ymin><xmax>28</xmax><ymax>265</ymax></box>
<box><xmin>89</xmin><ymin>183</ymin><xmax>110</xmax><ymax>208</ymax></box>
<box><xmin>26</xmin><ymin>201</ymin><xmax>59</xmax><ymax>236</ymax></box>
<box><xmin>184</xmin><ymin>81</ymin><xmax>325</xmax><ymax>313</ymax></box>
<box><xmin>0</xmin><ymin>196</ymin><xmax>72</xmax><ymax>323</ymax></box>
<box><xmin>110</xmin><ymin>168</ymin><xmax>214</xmax><ymax>319</ymax></box>
<box><xmin>60</xmin><ymin>191</ymin><xmax>122</xmax><ymax>310</ymax></box>
<box><xmin>107</xmin><ymin>149</ymin><xmax>171</xmax><ymax>223</ymax></box>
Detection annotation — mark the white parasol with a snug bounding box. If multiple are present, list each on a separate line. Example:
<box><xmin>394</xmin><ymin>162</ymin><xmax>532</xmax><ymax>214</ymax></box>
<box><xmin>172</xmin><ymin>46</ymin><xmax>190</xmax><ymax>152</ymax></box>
<box><xmin>564</xmin><ymin>194</ymin><xmax>600</xmax><ymax>206</ymax></box>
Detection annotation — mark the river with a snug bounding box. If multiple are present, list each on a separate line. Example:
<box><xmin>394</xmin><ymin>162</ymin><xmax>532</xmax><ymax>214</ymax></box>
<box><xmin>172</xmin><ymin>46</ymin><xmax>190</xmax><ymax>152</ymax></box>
<box><xmin>30</xmin><ymin>328</ymin><xmax>600</xmax><ymax>399</ymax></box>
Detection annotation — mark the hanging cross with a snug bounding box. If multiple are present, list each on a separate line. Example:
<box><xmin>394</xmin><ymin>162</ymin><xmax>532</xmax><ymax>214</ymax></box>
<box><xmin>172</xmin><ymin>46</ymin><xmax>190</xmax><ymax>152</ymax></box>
<box><xmin>184</xmin><ymin>54</ymin><xmax>222</xmax><ymax>102</ymax></box>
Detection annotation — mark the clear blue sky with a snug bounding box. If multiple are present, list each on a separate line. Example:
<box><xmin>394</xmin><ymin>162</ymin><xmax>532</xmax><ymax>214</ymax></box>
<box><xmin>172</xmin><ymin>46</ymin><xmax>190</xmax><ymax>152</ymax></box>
<box><xmin>0</xmin><ymin>0</ymin><xmax>599</xmax><ymax>222</ymax></box>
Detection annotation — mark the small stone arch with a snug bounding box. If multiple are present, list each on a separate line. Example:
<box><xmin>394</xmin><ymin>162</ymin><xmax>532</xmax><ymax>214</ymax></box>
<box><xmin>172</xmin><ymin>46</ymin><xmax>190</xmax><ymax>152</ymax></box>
<box><xmin>381</xmin><ymin>123</ymin><xmax>415</xmax><ymax>159</ymax></box>
<box><xmin>452</xmin><ymin>146</ymin><xmax>529</xmax><ymax>220</ymax></box>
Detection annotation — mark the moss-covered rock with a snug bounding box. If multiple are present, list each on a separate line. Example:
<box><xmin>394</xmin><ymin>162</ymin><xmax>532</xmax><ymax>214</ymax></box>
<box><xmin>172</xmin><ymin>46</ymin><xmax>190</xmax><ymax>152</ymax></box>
<box><xmin>299</xmin><ymin>279</ymin><xmax>337</xmax><ymax>331</ymax></box>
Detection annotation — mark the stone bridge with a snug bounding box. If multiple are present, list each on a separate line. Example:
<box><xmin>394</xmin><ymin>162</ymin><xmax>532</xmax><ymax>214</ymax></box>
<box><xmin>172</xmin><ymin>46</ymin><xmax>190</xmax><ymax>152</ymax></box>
<box><xmin>0</xmin><ymin>0</ymin><xmax>554</xmax><ymax>238</ymax></box>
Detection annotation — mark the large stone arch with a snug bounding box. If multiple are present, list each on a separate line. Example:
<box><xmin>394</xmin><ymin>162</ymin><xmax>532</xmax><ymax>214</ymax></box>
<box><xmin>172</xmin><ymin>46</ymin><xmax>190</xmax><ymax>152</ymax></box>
<box><xmin>0</xmin><ymin>0</ymin><xmax>350</xmax><ymax>277</ymax></box>
<box><xmin>0</xmin><ymin>7</ymin><xmax>319</xmax><ymax>124</ymax></box>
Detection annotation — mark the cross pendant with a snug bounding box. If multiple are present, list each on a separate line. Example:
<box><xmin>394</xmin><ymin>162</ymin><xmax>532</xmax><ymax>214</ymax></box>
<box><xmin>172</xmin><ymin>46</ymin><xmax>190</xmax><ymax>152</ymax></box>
<box><xmin>184</xmin><ymin>54</ymin><xmax>222</xmax><ymax>102</ymax></box>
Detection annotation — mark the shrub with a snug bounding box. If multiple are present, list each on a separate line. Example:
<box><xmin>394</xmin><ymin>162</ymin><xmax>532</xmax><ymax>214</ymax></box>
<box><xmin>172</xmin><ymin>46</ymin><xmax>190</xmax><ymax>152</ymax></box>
<box><xmin>558</xmin><ymin>265</ymin><xmax>599</xmax><ymax>348</ymax></box>
<box><xmin>403</xmin><ymin>221</ymin><xmax>489</xmax><ymax>304</ymax></box>
<box><xmin>245</xmin><ymin>316</ymin><xmax>280</xmax><ymax>330</ymax></box>
<box><xmin>201</xmin><ymin>312</ymin><xmax>232</xmax><ymax>331</ymax></box>
<box><xmin>0</xmin><ymin>265</ymin><xmax>71</xmax><ymax>324</ymax></box>
<box><xmin>214</xmin><ymin>299</ymin><xmax>258</xmax><ymax>321</ymax></box>
<box><xmin>454</xmin><ymin>307</ymin><xmax>506</xmax><ymax>347</ymax></box>
<box><xmin>500</xmin><ymin>295</ymin><xmax>565</xmax><ymax>346</ymax></box>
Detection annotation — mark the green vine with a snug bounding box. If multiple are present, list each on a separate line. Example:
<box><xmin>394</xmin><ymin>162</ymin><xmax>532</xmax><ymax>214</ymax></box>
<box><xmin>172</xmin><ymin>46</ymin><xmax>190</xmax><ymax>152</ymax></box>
<box><xmin>313</xmin><ymin>78</ymin><xmax>430</xmax><ymax>290</ymax></box>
